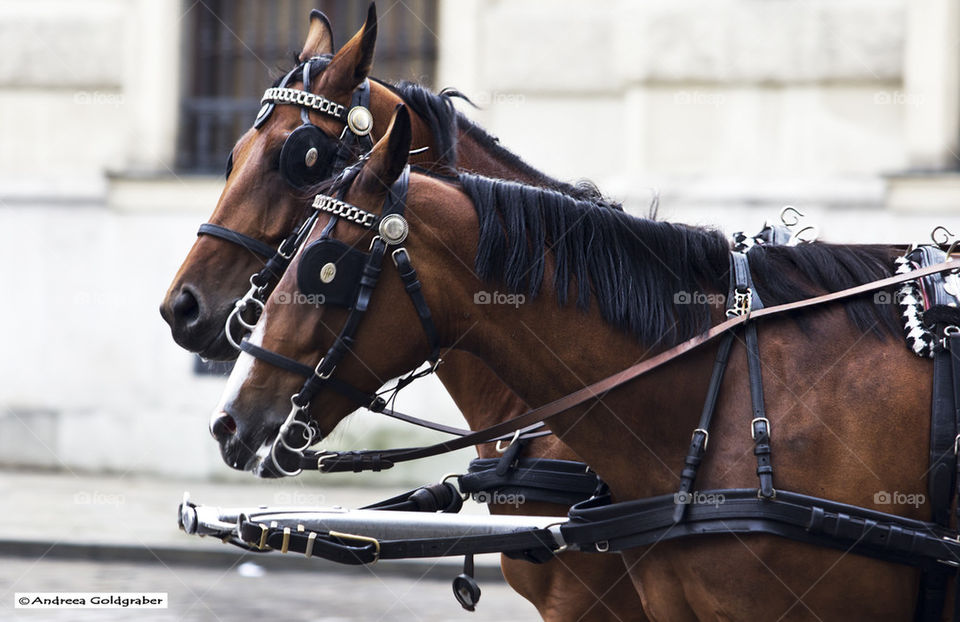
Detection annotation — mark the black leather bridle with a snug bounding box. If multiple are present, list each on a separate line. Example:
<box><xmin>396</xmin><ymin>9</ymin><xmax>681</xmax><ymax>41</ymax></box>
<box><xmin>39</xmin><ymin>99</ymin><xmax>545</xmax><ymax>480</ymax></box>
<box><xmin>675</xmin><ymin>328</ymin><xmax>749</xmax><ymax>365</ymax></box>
<box><xmin>197</xmin><ymin>55</ymin><xmax>376</xmax><ymax>343</ymax></box>
<box><xmin>237</xmin><ymin>166</ymin><xmax>444</xmax><ymax>475</ymax></box>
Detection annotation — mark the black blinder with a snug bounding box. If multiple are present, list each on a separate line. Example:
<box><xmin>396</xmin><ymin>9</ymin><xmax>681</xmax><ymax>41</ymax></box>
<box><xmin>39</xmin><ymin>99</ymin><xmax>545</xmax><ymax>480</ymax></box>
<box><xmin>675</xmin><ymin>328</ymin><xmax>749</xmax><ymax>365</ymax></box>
<box><xmin>280</xmin><ymin>125</ymin><xmax>336</xmax><ymax>189</ymax></box>
<box><xmin>297</xmin><ymin>239</ymin><xmax>369</xmax><ymax>308</ymax></box>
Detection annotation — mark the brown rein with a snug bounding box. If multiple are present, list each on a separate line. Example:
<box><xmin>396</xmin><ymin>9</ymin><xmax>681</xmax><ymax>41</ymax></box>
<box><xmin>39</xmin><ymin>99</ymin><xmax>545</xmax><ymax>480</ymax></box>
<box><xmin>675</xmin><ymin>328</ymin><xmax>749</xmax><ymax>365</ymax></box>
<box><xmin>331</xmin><ymin>259</ymin><xmax>960</xmax><ymax>468</ymax></box>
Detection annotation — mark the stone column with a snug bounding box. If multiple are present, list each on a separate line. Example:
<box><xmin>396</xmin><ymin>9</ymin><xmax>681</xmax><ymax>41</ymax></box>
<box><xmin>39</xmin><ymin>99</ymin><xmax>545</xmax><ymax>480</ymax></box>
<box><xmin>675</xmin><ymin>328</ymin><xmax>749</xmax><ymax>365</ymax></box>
<box><xmin>903</xmin><ymin>0</ymin><xmax>960</xmax><ymax>170</ymax></box>
<box><xmin>120</xmin><ymin>0</ymin><xmax>182</xmax><ymax>174</ymax></box>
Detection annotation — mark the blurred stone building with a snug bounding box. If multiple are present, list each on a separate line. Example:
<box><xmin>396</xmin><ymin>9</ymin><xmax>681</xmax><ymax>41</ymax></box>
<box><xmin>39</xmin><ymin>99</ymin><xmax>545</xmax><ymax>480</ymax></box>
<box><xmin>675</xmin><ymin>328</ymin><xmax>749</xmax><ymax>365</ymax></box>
<box><xmin>0</xmin><ymin>0</ymin><xmax>956</xmax><ymax>478</ymax></box>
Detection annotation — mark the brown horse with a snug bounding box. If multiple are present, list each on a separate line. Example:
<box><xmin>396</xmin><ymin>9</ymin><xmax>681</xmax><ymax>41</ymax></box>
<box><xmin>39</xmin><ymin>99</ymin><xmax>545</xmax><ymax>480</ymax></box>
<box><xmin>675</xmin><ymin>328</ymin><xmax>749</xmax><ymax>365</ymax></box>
<box><xmin>162</xmin><ymin>7</ymin><xmax>643</xmax><ymax>620</ymax></box>
<box><xmin>214</xmin><ymin>107</ymin><xmax>944</xmax><ymax>620</ymax></box>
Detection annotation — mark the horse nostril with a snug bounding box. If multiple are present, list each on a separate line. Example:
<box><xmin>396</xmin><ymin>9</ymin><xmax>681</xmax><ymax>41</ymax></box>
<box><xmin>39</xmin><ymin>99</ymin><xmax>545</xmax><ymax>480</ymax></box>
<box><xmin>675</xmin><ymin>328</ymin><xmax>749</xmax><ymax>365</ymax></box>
<box><xmin>172</xmin><ymin>288</ymin><xmax>201</xmax><ymax>325</ymax></box>
<box><xmin>210</xmin><ymin>411</ymin><xmax>238</xmax><ymax>442</ymax></box>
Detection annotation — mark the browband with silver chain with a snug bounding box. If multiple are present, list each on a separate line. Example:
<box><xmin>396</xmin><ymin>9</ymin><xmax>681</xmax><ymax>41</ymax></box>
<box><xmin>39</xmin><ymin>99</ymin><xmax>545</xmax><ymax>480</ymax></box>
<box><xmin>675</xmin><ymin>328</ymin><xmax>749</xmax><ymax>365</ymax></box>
<box><xmin>261</xmin><ymin>87</ymin><xmax>347</xmax><ymax>121</ymax></box>
<box><xmin>312</xmin><ymin>194</ymin><xmax>378</xmax><ymax>229</ymax></box>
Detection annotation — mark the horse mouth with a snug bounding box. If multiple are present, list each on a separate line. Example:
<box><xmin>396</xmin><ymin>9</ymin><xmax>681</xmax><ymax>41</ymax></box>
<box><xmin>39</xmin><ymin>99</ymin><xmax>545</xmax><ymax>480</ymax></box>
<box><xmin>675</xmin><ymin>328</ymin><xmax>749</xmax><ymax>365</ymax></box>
<box><xmin>197</xmin><ymin>327</ymin><xmax>240</xmax><ymax>361</ymax></box>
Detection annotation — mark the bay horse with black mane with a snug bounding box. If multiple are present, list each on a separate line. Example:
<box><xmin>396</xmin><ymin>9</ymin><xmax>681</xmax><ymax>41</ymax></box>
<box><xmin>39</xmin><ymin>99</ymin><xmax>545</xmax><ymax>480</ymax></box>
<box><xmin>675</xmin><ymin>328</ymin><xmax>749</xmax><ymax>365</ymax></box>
<box><xmin>160</xmin><ymin>6</ymin><xmax>642</xmax><ymax>621</ymax></box>
<box><xmin>214</xmin><ymin>105</ymin><xmax>956</xmax><ymax>620</ymax></box>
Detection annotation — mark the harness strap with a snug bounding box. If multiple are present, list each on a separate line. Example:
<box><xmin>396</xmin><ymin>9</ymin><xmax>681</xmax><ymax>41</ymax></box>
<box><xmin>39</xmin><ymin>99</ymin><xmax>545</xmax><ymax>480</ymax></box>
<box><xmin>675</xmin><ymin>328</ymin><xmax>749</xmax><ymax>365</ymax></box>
<box><xmin>732</xmin><ymin>252</ymin><xmax>776</xmax><ymax>499</ymax></box>
<box><xmin>948</xmin><ymin>332</ymin><xmax>960</xmax><ymax>622</ymax></box>
<box><xmin>563</xmin><ymin>488</ymin><xmax>960</xmax><ymax>571</ymax></box>
<box><xmin>333</xmin><ymin>80</ymin><xmax>374</xmax><ymax>172</ymax></box>
<box><xmin>392</xmin><ymin>248</ymin><xmax>441</xmax><ymax>362</ymax></box>
<box><xmin>930</xmin><ymin>345</ymin><xmax>957</xmax><ymax>527</ymax></box>
<box><xmin>196</xmin><ymin>223</ymin><xmax>277</xmax><ymax>259</ymax></box>
<box><xmin>673</xmin><ymin>331</ymin><xmax>735</xmax><ymax>522</ymax></box>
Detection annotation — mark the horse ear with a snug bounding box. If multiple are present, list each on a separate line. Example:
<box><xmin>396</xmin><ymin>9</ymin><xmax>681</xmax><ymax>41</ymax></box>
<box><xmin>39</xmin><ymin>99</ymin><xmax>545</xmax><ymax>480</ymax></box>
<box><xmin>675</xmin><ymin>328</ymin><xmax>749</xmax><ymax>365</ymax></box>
<box><xmin>318</xmin><ymin>3</ymin><xmax>377</xmax><ymax>96</ymax></box>
<box><xmin>299</xmin><ymin>10</ymin><xmax>334</xmax><ymax>60</ymax></box>
<box><xmin>363</xmin><ymin>104</ymin><xmax>411</xmax><ymax>191</ymax></box>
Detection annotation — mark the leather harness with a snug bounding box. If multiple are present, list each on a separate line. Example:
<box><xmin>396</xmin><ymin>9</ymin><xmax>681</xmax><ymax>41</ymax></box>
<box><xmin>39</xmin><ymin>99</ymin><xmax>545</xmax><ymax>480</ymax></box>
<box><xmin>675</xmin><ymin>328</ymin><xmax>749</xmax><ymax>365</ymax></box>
<box><xmin>233</xmin><ymin>174</ymin><xmax>960</xmax><ymax>618</ymax></box>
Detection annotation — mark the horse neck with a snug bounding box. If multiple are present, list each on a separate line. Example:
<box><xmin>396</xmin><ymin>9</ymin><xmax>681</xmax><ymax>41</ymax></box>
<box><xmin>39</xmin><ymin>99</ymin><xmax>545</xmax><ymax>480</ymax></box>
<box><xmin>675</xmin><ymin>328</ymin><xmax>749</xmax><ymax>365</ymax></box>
<box><xmin>413</xmin><ymin>196</ymin><xmax>717</xmax><ymax>490</ymax></box>
<box><xmin>471</xmin><ymin>290</ymin><xmax>719</xmax><ymax>492</ymax></box>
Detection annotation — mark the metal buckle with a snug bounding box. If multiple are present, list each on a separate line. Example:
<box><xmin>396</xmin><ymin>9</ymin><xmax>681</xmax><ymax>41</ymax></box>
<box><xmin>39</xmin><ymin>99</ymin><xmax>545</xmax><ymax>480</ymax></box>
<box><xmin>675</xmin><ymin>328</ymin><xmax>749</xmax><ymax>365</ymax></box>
<box><xmin>257</xmin><ymin>523</ymin><xmax>270</xmax><ymax>550</ymax></box>
<box><xmin>391</xmin><ymin>247</ymin><xmax>407</xmax><ymax>268</ymax></box>
<box><xmin>751</xmin><ymin>417</ymin><xmax>771</xmax><ymax>441</ymax></box>
<box><xmin>313</xmin><ymin>451</ymin><xmax>338</xmax><ymax>472</ymax></box>
<box><xmin>314</xmin><ymin>357</ymin><xmax>334</xmax><ymax>380</ymax></box>
<box><xmin>281</xmin><ymin>527</ymin><xmax>291</xmax><ymax>554</ymax></box>
<box><xmin>938</xmin><ymin>535</ymin><xmax>960</xmax><ymax>567</ymax></box>
<box><xmin>942</xmin><ymin>326</ymin><xmax>960</xmax><ymax>351</ymax></box>
<box><xmin>328</xmin><ymin>531</ymin><xmax>381</xmax><ymax>564</ymax></box>
<box><xmin>692</xmin><ymin>428</ymin><xmax>709</xmax><ymax>451</ymax></box>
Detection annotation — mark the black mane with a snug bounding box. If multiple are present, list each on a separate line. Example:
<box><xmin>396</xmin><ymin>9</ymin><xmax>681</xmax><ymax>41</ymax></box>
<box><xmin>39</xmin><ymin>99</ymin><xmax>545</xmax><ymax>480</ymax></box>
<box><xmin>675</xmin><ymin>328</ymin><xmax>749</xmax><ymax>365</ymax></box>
<box><xmin>459</xmin><ymin>173</ymin><xmax>899</xmax><ymax>346</ymax></box>
<box><xmin>375</xmin><ymin>80</ymin><xmax>621</xmax><ymax>209</ymax></box>
<box><xmin>274</xmin><ymin>58</ymin><xmax>620</xmax><ymax>209</ymax></box>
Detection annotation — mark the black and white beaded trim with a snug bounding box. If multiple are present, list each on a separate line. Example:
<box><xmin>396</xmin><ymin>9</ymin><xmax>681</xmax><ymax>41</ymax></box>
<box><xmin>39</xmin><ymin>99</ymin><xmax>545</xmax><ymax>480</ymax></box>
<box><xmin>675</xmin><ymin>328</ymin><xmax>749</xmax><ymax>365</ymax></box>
<box><xmin>894</xmin><ymin>255</ymin><xmax>936</xmax><ymax>358</ymax></box>
<box><xmin>731</xmin><ymin>231</ymin><xmax>757</xmax><ymax>253</ymax></box>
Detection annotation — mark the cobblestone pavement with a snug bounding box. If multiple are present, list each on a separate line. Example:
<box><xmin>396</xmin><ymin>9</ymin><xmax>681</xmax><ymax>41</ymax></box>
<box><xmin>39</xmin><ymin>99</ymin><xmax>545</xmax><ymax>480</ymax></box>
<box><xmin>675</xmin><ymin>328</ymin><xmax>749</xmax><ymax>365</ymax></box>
<box><xmin>0</xmin><ymin>556</ymin><xmax>539</xmax><ymax>621</ymax></box>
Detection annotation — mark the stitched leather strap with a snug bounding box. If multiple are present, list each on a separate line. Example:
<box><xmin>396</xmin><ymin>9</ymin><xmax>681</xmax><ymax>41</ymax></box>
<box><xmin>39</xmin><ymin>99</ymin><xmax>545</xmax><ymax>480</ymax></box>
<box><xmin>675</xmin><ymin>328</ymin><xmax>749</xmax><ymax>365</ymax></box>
<box><xmin>393</xmin><ymin>248</ymin><xmax>441</xmax><ymax>362</ymax></box>
<box><xmin>197</xmin><ymin>223</ymin><xmax>277</xmax><ymax>259</ymax></box>
<box><xmin>564</xmin><ymin>488</ymin><xmax>960</xmax><ymax>571</ymax></box>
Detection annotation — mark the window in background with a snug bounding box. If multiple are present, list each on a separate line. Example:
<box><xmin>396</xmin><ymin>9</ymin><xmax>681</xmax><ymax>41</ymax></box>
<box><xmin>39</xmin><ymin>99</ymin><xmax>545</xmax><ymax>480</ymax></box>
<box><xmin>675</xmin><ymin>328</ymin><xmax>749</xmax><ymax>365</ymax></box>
<box><xmin>177</xmin><ymin>0</ymin><xmax>438</xmax><ymax>174</ymax></box>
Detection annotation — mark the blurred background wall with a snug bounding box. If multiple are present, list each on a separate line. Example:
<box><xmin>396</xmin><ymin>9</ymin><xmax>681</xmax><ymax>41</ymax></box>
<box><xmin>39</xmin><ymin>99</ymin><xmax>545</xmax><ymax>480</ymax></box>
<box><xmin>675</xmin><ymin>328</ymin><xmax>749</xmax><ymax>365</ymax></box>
<box><xmin>0</xmin><ymin>0</ymin><xmax>957</xmax><ymax>482</ymax></box>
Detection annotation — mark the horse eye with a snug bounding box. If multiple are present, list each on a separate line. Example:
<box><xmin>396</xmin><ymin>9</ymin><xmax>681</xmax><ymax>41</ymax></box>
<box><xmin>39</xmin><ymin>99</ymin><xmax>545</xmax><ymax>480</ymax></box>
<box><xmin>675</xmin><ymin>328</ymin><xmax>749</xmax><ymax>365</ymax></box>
<box><xmin>224</xmin><ymin>151</ymin><xmax>234</xmax><ymax>181</ymax></box>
